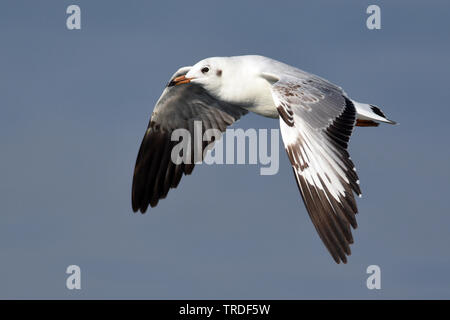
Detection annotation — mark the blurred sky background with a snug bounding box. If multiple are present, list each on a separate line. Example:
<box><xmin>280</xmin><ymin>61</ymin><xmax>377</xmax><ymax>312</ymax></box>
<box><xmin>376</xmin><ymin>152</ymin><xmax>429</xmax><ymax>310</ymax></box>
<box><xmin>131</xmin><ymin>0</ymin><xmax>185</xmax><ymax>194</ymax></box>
<box><xmin>1</xmin><ymin>0</ymin><xmax>450</xmax><ymax>299</ymax></box>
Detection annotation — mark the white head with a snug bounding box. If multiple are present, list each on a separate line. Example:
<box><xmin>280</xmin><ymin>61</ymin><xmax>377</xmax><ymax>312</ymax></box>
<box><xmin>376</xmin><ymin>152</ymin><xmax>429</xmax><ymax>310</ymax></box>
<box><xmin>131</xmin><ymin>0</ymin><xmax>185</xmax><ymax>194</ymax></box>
<box><xmin>168</xmin><ymin>56</ymin><xmax>270</xmax><ymax>106</ymax></box>
<box><xmin>185</xmin><ymin>57</ymin><xmax>228</xmax><ymax>94</ymax></box>
<box><xmin>168</xmin><ymin>57</ymin><xmax>227</xmax><ymax>96</ymax></box>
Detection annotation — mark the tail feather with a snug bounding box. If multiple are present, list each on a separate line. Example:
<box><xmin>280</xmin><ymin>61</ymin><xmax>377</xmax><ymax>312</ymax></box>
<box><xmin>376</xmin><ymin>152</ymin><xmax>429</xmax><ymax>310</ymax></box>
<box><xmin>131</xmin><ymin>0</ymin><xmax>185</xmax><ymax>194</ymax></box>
<box><xmin>352</xmin><ymin>100</ymin><xmax>396</xmax><ymax>125</ymax></box>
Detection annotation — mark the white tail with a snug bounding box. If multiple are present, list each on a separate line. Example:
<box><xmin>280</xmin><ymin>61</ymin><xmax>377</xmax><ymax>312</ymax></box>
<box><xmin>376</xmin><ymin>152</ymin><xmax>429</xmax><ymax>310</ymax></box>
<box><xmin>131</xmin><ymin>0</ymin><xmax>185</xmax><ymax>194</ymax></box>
<box><xmin>352</xmin><ymin>100</ymin><xmax>396</xmax><ymax>126</ymax></box>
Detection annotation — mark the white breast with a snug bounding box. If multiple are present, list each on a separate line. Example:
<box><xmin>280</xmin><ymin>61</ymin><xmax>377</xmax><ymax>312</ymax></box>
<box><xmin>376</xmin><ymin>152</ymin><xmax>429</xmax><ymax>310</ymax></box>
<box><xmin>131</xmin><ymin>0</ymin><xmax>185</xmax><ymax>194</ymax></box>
<box><xmin>213</xmin><ymin>57</ymin><xmax>280</xmax><ymax>118</ymax></box>
<box><xmin>245</xmin><ymin>77</ymin><xmax>279</xmax><ymax>118</ymax></box>
<box><xmin>224</xmin><ymin>76</ymin><xmax>279</xmax><ymax>118</ymax></box>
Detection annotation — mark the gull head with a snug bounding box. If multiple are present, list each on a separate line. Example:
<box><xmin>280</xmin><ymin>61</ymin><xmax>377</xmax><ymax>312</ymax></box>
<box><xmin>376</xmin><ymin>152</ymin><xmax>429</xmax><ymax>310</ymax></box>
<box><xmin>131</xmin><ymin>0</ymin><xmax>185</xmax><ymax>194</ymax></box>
<box><xmin>183</xmin><ymin>58</ymin><xmax>225</xmax><ymax>93</ymax></box>
<box><xmin>167</xmin><ymin>57</ymin><xmax>225</xmax><ymax>96</ymax></box>
<box><xmin>170</xmin><ymin>55</ymin><xmax>271</xmax><ymax>107</ymax></box>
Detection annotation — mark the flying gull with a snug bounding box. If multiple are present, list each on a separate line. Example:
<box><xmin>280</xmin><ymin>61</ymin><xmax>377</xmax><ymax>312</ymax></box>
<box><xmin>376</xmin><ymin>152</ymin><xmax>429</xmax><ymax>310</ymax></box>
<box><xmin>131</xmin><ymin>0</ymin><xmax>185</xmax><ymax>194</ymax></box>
<box><xmin>132</xmin><ymin>55</ymin><xmax>396</xmax><ymax>263</ymax></box>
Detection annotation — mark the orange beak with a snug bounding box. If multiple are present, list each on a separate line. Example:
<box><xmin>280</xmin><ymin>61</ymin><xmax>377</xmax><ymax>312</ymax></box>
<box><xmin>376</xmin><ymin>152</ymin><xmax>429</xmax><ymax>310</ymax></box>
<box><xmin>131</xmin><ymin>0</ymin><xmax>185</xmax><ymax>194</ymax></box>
<box><xmin>168</xmin><ymin>75</ymin><xmax>193</xmax><ymax>87</ymax></box>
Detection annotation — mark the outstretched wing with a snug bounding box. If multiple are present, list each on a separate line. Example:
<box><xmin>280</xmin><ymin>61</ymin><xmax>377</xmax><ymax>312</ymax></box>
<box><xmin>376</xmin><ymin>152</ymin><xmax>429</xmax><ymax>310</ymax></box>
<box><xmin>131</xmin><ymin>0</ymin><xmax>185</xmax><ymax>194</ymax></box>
<box><xmin>269</xmin><ymin>73</ymin><xmax>361</xmax><ymax>264</ymax></box>
<box><xmin>132</xmin><ymin>67</ymin><xmax>248</xmax><ymax>213</ymax></box>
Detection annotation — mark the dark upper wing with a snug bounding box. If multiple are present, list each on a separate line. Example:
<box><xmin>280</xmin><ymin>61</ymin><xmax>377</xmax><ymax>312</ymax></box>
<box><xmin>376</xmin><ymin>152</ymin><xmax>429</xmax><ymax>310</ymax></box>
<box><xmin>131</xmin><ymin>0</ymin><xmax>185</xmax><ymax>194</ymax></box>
<box><xmin>269</xmin><ymin>73</ymin><xmax>361</xmax><ymax>264</ymax></box>
<box><xmin>132</xmin><ymin>67</ymin><xmax>248</xmax><ymax>213</ymax></box>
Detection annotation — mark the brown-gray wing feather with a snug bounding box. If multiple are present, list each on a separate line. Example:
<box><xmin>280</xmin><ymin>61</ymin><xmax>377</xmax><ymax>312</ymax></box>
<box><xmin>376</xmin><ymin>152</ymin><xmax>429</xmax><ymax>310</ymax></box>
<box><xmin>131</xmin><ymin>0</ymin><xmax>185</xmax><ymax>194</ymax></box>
<box><xmin>271</xmin><ymin>74</ymin><xmax>361</xmax><ymax>264</ymax></box>
<box><xmin>132</xmin><ymin>68</ymin><xmax>247</xmax><ymax>213</ymax></box>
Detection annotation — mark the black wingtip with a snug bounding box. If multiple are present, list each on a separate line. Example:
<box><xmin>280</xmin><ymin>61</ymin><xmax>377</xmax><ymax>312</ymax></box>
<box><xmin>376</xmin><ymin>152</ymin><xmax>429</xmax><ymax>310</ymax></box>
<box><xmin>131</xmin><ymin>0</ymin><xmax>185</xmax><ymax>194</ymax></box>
<box><xmin>131</xmin><ymin>197</ymin><xmax>139</xmax><ymax>213</ymax></box>
<box><xmin>387</xmin><ymin>119</ymin><xmax>398</xmax><ymax>125</ymax></box>
<box><xmin>369</xmin><ymin>105</ymin><xmax>386</xmax><ymax>118</ymax></box>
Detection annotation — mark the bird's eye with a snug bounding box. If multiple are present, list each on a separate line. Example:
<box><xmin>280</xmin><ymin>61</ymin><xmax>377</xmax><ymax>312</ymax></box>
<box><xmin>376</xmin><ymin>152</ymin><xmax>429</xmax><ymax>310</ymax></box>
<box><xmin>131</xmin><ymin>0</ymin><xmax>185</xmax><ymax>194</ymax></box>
<box><xmin>201</xmin><ymin>67</ymin><xmax>209</xmax><ymax>74</ymax></box>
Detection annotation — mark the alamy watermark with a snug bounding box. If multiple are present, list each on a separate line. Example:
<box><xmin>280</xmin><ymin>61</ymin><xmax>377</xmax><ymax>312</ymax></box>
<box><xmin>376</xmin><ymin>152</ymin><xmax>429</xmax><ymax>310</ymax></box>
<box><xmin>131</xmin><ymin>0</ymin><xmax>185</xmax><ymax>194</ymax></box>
<box><xmin>170</xmin><ymin>121</ymin><xmax>280</xmax><ymax>175</ymax></box>
<box><xmin>66</xmin><ymin>5</ymin><xmax>81</xmax><ymax>30</ymax></box>
<box><xmin>366</xmin><ymin>5</ymin><xmax>381</xmax><ymax>30</ymax></box>
<box><xmin>66</xmin><ymin>265</ymin><xmax>81</xmax><ymax>290</ymax></box>
<box><xmin>366</xmin><ymin>265</ymin><xmax>381</xmax><ymax>290</ymax></box>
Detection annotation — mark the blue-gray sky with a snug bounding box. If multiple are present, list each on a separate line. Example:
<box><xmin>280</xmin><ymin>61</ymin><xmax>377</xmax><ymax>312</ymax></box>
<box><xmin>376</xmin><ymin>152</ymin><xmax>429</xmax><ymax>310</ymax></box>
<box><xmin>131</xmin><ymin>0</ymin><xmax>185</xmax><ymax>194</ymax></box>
<box><xmin>1</xmin><ymin>0</ymin><xmax>450</xmax><ymax>299</ymax></box>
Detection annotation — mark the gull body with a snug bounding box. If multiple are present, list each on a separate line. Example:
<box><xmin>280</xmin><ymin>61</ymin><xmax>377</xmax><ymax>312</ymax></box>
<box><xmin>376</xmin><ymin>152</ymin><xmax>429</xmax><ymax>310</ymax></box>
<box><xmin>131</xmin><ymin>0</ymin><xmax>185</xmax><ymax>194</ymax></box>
<box><xmin>132</xmin><ymin>55</ymin><xmax>396</xmax><ymax>264</ymax></box>
<box><xmin>185</xmin><ymin>55</ymin><xmax>393</xmax><ymax>123</ymax></box>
